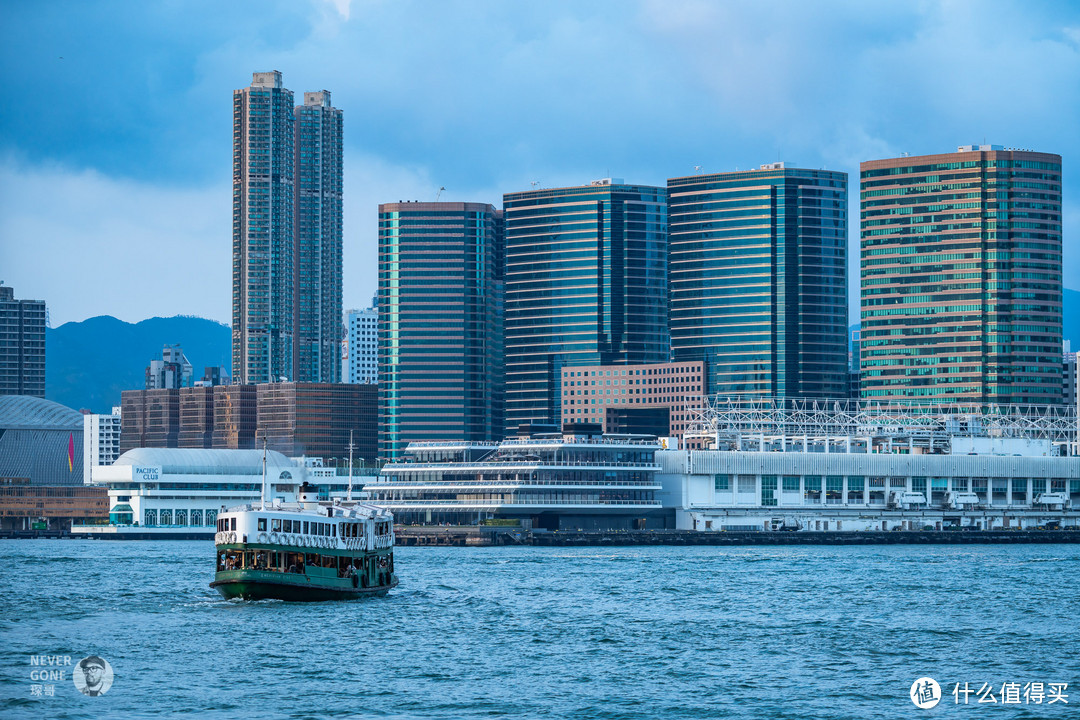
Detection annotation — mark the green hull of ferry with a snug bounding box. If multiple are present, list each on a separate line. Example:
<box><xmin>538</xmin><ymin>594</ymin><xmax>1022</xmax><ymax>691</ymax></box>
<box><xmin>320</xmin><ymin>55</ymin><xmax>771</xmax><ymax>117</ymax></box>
<box><xmin>211</xmin><ymin>543</ymin><xmax>397</xmax><ymax>602</ymax></box>
<box><xmin>211</xmin><ymin>570</ymin><xmax>397</xmax><ymax>601</ymax></box>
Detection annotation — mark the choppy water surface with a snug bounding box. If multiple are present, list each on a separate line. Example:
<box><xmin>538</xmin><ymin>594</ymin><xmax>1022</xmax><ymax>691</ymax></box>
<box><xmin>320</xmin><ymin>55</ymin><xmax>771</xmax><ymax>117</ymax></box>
<box><xmin>1</xmin><ymin>541</ymin><xmax>1077</xmax><ymax>719</ymax></box>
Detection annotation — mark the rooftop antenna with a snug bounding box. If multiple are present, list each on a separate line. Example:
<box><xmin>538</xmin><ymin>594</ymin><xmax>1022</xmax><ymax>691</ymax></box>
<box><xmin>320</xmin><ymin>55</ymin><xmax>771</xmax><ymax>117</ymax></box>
<box><xmin>347</xmin><ymin>430</ymin><xmax>355</xmax><ymax>502</ymax></box>
<box><xmin>435</xmin><ymin>186</ymin><xmax>445</xmax><ymax>201</ymax></box>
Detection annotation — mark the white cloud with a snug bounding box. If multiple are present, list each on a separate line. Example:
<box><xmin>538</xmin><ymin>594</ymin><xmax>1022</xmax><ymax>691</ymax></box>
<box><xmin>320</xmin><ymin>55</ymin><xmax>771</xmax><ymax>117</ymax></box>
<box><xmin>0</xmin><ymin>156</ymin><xmax>231</xmax><ymax>326</ymax></box>
<box><xmin>323</xmin><ymin>0</ymin><xmax>352</xmax><ymax>21</ymax></box>
<box><xmin>341</xmin><ymin>151</ymin><xmax>436</xmax><ymax>312</ymax></box>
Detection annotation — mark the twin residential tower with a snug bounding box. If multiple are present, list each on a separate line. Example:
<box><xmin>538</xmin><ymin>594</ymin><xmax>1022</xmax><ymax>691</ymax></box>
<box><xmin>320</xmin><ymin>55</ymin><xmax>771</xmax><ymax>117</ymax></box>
<box><xmin>232</xmin><ymin>71</ymin><xmax>343</xmax><ymax>386</ymax></box>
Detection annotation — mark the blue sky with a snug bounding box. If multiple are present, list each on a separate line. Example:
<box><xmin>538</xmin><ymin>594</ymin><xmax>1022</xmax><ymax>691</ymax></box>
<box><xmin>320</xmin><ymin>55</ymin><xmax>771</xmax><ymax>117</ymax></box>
<box><xmin>1</xmin><ymin>0</ymin><xmax>1078</xmax><ymax>327</ymax></box>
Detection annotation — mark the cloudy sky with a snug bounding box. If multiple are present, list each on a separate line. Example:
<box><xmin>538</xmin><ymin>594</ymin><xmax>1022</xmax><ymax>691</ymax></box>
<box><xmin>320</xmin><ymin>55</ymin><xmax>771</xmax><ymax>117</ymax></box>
<box><xmin>1</xmin><ymin>0</ymin><xmax>1078</xmax><ymax>327</ymax></box>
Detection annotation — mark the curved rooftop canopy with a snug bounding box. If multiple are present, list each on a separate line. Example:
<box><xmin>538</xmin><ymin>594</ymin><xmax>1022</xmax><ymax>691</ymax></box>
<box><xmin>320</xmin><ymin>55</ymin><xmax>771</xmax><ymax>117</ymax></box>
<box><xmin>0</xmin><ymin>395</ymin><xmax>83</xmax><ymax>430</ymax></box>
<box><xmin>115</xmin><ymin>448</ymin><xmax>294</xmax><ymax>476</ymax></box>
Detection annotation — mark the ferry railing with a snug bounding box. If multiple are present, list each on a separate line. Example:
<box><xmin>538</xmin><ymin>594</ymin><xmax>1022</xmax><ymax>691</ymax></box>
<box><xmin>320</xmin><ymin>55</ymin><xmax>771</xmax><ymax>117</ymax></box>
<box><xmin>371</xmin><ymin>499</ymin><xmax>664</xmax><ymax>507</ymax></box>
<box><xmin>367</xmin><ymin>478</ymin><xmax>662</xmax><ymax>487</ymax></box>
<box><xmin>384</xmin><ymin>461</ymin><xmax>662</xmax><ymax>470</ymax></box>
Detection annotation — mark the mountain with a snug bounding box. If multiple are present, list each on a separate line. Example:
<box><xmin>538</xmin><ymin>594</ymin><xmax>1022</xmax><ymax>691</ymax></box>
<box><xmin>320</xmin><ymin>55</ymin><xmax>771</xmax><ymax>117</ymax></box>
<box><xmin>46</xmin><ymin>316</ymin><xmax>231</xmax><ymax>413</ymax></box>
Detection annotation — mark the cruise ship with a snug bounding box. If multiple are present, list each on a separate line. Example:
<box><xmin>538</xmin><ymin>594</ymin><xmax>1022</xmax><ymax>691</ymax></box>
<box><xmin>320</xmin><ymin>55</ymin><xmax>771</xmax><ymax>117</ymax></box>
<box><xmin>367</xmin><ymin>426</ymin><xmax>672</xmax><ymax>530</ymax></box>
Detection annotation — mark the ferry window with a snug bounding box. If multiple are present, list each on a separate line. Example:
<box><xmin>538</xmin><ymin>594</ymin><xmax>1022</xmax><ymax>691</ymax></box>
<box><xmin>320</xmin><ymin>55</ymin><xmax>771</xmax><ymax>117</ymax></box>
<box><xmin>331</xmin><ymin>524</ymin><xmax>336</xmax><ymax>537</ymax></box>
<box><xmin>303</xmin><ymin>521</ymin><xmax>309</xmax><ymax>534</ymax></box>
<box><xmin>272</xmin><ymin>519</ymin><xmax>281</xmax><ymax>532</ymax></box>
<box><xmin>230</xmin><ymin>518</ymin><xmax>236</xmax><ymax>531</ymax></box>
<box><xmin>258</xmin><ymin>518</ymin><xmax>267</xmax><ymax>532</ymax></box>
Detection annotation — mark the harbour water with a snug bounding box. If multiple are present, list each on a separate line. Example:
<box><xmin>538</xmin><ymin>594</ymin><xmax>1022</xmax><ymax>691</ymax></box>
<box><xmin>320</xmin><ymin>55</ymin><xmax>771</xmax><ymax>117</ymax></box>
<box><xmin>1</xmin><ymin>541</ymin><xmax>1077</xmax><ymax>719</ymax></box>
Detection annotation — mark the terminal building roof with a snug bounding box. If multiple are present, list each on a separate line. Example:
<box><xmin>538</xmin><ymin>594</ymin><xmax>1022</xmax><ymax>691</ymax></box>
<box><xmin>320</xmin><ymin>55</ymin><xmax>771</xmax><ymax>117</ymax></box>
<box><xmin>115</xmin><ymin>448</ymin><xmax>293</xmax><ymax>475</ymax></box>
<box><xmin>0</xmin><ymin>395</ymin><xmax>83</xmax><ymax>430</ymax></box>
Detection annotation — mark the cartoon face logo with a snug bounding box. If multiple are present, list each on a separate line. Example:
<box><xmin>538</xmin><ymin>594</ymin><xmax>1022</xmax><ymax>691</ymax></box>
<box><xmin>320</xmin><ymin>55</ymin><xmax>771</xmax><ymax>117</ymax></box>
<box><xmin>73</xmin><ymin>655</ymin><xmax>114</xmax><ymax>697</ymax></box>
<box><xmin>910</xmin><ymin>677</ymin><xmax>941</xmax><ymax>709</ymax></box>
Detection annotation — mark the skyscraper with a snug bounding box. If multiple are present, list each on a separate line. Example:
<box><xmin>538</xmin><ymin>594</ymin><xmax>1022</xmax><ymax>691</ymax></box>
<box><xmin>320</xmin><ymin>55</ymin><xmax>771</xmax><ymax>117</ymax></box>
<box><xmin>0</xmin><ymin>284</ymin><xmax>46</xmax><ymax>398</ymax></box>
<box><xmin>232</xmin><ymin>71</ymin><xmax>295</xmax><ymax>385</ymax></box>
<box><xmin>502</xmin><ymin>180</ymin><xmax>668</xmax><ymax>432</ymax></box>
<box><xmin>293</xmin><ymin>91</ymin><xmax>344</xmax><ymax>384</ymax></box>
<box><xmin>378</xmin><ymin>202</ymin><xmax>504</xmax><ymax>460</ymax></box>
<box><xmin>860</xmin><ymin>146</ymin><xmax>1062</xmax><ymax>405</ymax></box>
<box><xmin>668</xmin><ymin>164</ymin><xmax>849</xmax><ymax>399</ymax></box>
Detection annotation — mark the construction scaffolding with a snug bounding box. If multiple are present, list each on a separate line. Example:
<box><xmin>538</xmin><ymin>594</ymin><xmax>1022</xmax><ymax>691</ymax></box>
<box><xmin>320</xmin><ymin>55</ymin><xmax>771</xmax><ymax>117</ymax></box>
<box><xmin>684</xmin><ymin>396</ymin><xmax>1080</xmax><ymax>455</ymax></box>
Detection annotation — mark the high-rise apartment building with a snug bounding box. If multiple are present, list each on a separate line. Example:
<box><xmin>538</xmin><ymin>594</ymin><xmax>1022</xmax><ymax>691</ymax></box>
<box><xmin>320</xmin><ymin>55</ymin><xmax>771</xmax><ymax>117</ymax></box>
<box><xmin>232</xmin><ymin>71</ymin><xmax>296</xmax><ymax>385</ymax></box>
<box><xmin>502</xmin><ymin>180</ymin><xmax>668</xmax><ymax>432</ymax></box>
<box><xmin>346</xmin><ymin>302</ymin><xmax>378</xmax><ymax>384</ymax></box>
<box><xmin>668</xmin><ymin>164</ymin><xmax>849</xmax><ymax>399</ymax></box>
<box><xmin>378</xmin><ymin>202</ymin><xmax>504</xmax><ymax>460</ymax></box>
<box><xmin>860</xmin><ymin>146</ymin><xmax>1063</xmax><ymax>404</ymax></box>
<box><xmin>0</xmin><ymin>284</ymin><xmax>46</xmax><ymax>398</ymax></box>
<box><xmin>293</xmin><ymin>91</ymin><xmax>344</xmax><ymax>384</ymax></box>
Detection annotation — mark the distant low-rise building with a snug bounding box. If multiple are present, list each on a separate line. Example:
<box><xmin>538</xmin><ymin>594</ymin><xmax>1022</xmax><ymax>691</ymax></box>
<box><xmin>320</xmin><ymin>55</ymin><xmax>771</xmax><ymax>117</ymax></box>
<box><xmin>212</xmin><ymin>384</ymin><xmax>259</xmax><ymax>449</ymax></box>
<box><xmin>0</xmin><ymin>395</ymin><xmax>106</xmax><ymax>531</ymax></box>
<box><xmin>560</xmin><ymin>361</ymin><xmax>706</xmax><ymax>441</ymax></box>
<box><xmin>119</xmin><ymin>388</ymin><xmax>181</xmax><ymax>452</ymax></box>
<box><xmin>83</xmin><ymin>407</ymin><xmax>121</xmax><ymax>484</ymax></box>
<box><xmin>258</xmin><ymin>382</ymin><xmax>377</xmax><ymax>463</ymax></box>
<box><xmin>146</xmin><ymin>344</ymin><xmax>193</xmax><ymax>389</ymax></box>
<box><xmin>116</xmin><ymin>381</ymin><xmax>376</xmax><ymax>463</ymax></box>
<box><xmin>345</xmin><ymin>302</ymin><xmax>378</xmax><ymax>384</ymax></box>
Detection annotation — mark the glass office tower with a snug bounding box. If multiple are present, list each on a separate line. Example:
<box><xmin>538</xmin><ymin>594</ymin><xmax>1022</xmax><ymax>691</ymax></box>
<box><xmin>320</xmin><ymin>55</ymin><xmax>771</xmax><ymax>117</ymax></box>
<box><xmin>232</xmin><ymin>71</ymin><xmax>295</xmax><ymax>384</ymax></box>
<box><xmin>293</xmin><ymin>91</ymin><xmax>344</xmax><ymax>384</ymax></box>
<box><xmin>668</xmin><ymin>164</ymin><xmax>848</xmax><ymax>399</ymax></box>
<box><xmin>860</xmin><ymin>146</ymin><xmax>1062</xmax><ymax>405</ymax></box>
<box><xmin>502</xmin><ymin>180</ymin><xmax>669</xmax><ymax>432</ymax></box>
<box><xmin>378</xmin><ymin>202</ymin><xmax>504</xmax><ymax>460</ymax></box>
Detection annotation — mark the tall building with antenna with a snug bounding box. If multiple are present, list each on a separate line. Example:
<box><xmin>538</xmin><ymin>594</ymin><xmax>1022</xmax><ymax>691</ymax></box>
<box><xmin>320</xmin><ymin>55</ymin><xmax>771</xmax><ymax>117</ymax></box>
<box><xmin>293</xmin><ymin>90</ymin><xmax>344</xmax><ymax>384</ymax></box>
<box><xmin>232</xmin><ymin>71</ymin><xmax>295</xmax><ymax>384</ymax></box>
<box><xmin>378</xmin><ymin>202</ymin><xmax>504</xmax><ymax>460</ymax></box>
<box><xmin>668</xmin><ymin>164</ymin><xmax>849</xmax><ymax>399</ymax></box>
<box><xmin>502</xmin><ymin>179</ymin><xmax>669</xmax><ymax>432</ymax></box>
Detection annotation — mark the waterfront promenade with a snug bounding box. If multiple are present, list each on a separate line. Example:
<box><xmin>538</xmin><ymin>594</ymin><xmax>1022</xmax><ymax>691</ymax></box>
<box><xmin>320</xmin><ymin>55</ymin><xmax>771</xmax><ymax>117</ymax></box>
<box><xmin>395</xmin><ymin>526</ymin><xmax>1080</xmax><ymax>546</ymax></box>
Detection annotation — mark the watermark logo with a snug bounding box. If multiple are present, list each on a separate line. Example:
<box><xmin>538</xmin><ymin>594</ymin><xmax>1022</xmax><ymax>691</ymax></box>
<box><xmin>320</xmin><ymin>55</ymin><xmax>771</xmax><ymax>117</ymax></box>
<box><xmin>911</xmin><ymin>677</ymin><xmax>942</xmax><ymax>709</ymax></box>
<box><xmin>72</xmin><ymin>655</ymin><xmax>113</xmax><ymax>697</ymax></box>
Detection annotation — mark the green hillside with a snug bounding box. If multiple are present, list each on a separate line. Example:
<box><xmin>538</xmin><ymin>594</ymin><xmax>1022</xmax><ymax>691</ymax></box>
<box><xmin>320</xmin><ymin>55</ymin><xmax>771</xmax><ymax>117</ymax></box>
<box><xmin>45</xmin><ymin>315</ymin><xmax>231</xmax><ymax>413</ymax></box>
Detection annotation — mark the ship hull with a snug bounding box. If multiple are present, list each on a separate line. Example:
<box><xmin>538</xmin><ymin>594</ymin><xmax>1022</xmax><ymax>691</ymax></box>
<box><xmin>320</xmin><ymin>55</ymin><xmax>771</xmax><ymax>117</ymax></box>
<box><xmin>211</xmin><ymin>571</ymin><xmax>398</xmax><ymax>602</ymax></box>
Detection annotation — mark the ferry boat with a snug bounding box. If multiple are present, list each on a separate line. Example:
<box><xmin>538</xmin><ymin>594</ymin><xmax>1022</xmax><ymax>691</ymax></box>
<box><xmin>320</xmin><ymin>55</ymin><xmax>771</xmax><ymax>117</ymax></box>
<box><xmin>210</xmin><ymin>480</ymin><xmax>397</xmax><ymax>601</ymax></box>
